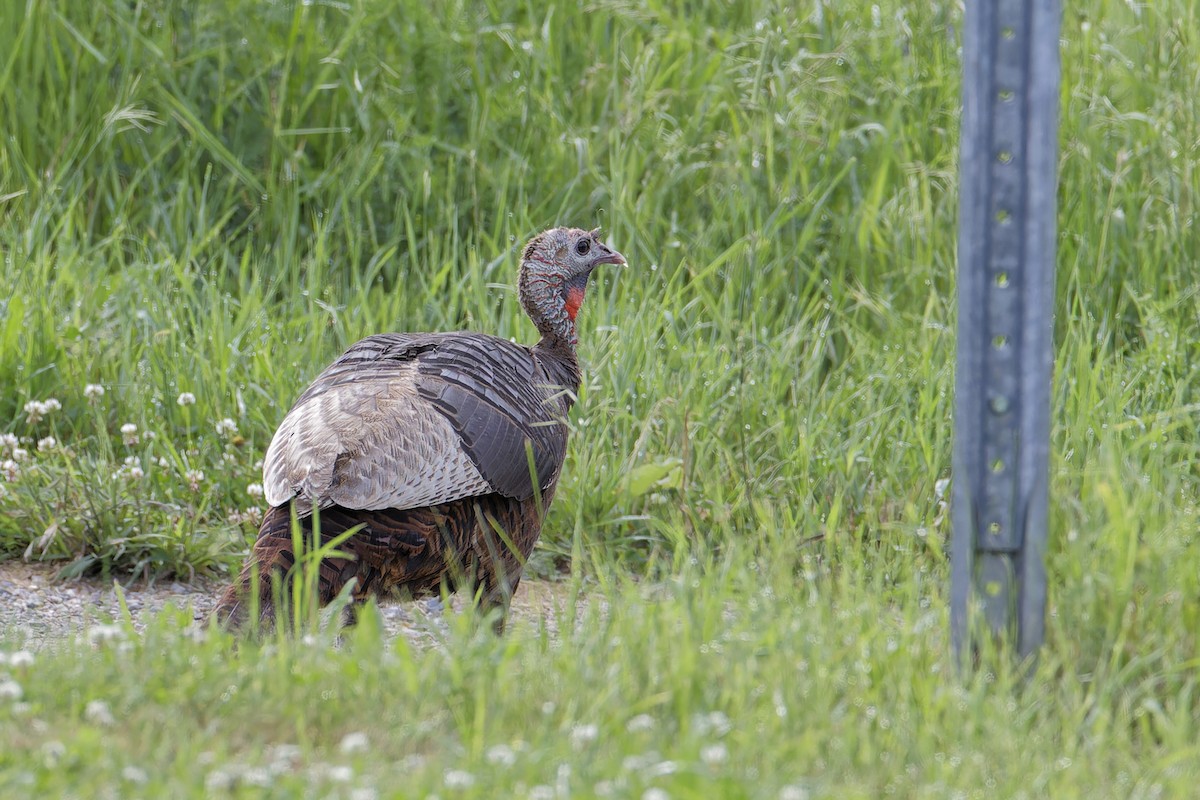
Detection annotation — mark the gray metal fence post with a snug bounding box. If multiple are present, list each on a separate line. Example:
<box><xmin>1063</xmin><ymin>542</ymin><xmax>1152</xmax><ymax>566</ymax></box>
<box><xmin>951</xmin><ymin>0</ymin><xmax>1061</xmax><ymax>659</ymax></box>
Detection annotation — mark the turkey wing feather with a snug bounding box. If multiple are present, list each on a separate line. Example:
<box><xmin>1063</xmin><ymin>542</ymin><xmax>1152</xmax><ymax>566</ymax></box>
<box><xmin>261</xmin><ymin>333</ymin><xmax>570</xmax><ymax>512</ymax></box>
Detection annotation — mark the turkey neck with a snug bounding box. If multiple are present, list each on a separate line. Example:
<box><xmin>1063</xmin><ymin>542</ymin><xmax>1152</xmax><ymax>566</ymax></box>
<box><xmin>531</xmin><ymin>339</ymin><xmax>582</xmax><ymax>412</ymax></box>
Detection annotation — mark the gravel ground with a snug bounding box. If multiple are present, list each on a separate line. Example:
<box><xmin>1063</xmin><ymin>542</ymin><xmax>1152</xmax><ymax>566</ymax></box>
<box><xmin>0</xmin><ymin>559</ymin><xmax>576</xmax><ymax>648</ymax></box>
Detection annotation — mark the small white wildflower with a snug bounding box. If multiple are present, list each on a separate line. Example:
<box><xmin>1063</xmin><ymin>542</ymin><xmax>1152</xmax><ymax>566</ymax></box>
<box><xmin>177</xmin><ymin>392</ymin><xmax>197</xmax><ymax>407</ymax></box>
<box><xmin>23</xmin><ymin>400</ymin><xmax>46</xmax><ymax>424</ymax></box>
<box><xmin>84</xmin><ymin>384</ymin><xmax>106</xmax><ymax>402</ymax></box>
<box><xmin>156</xmin><ymin>457</ymin><xmax>170</xmax><ymax>468</ymax></box>
<box><xmin>350</xmin><ymin>789</ymin><xmax>378</xmax><ymax>800</ymax></box>
<box><xmin>780</xmin><ymin>786</ymin><xmax>810</xmax><ymax>800</ymax></box>
<box><xmin>443</xmin><ymin>769</ymin><xmax>475</xmax><ymax>789</ymax></box>
<box><xmin>528</xmin><ymin>786</ymin><xmax>554</xmax><ymax>800</ymax></box>
<box><xmin>121</xmin><ymin>765</ymin><xmax>148</xmax><ymax>784</ymax></box>
<box><xmin>485</xmin><ymin>744</ymin><xmax>516</xmax><ymax>766</ymax></box>
<box><xmin>36</xmin><ymin>437</ymin><xmax>56</xmax><ymax>452</ymax></box>
<box><xmin>242</xmin><ymin>766</ymin><xmax>273</xmax><ymax>786</ymax></box>
<box><xmin>626</xmin><ymin>713</ymin><xmax>655</xmax><ymax>733</ymax></box>
<box><xmin>85</xmin><ymin>699</ymin><xmax>116</xmax><ymax>726</ymax></box>
<box><xmin>127</xmin><ymin>466</ymin><xmax>145</xmax><ymax>481</ymax></box>
<box><xmin>0</xmin><ymin>680</ymin><xmax>22</xmax><ymax>700</ymax></box>
<box><xmin>221</xmin><ymin>452</ymin><xmax>237</xmax><ymax>464</ymax></box>
<box><xmin>0</xmin><ymin>433</ymin><xmax>18</xmax><ymax>452</ymax></box>
<box><xmin>8</xmin><ymin>650</ymin><xmax>34</xmax><ymax>668</ymax></box>
<box><xmin>266</xmin><ymin>743</ymin><xmax>301</xmax><ymax>765</ymax></box>
<box><xmin>43</xmin><ymin>398</ymin><xmax>61</xmax><ymax>412</ymax></box>
<box><xmin>87</xmin><ymin>623</ymin><xmax>126</xmax><ymax>645</ymax></box>
<box><xmin>700</xmin><ymin>743</ymin><xmax>728</xmax><ymax>766</ymax></box>
<box><xmin>120</xmin><ymin>423</ymin><xmax>139</xmax><ymax>446</ymax></box>
<box><xmin>643</xmin><ymin>789</ymin><xmax>670</xmax><ymax>800</ymax></box>
<box><xmin>327</xmin><ymin>765</ymin><xmax>354</xmax><ymax>782</ymax></box>
<box><xmin>570</xmin><ymin>723</ymin><xmax>599</xmax><ymax>748</ymax></box>
<box><xmin>205</xmin><ymin>769</ymin><xmax>236</xmax><ymax>791</ymax></box>
<box><xmin>124</xmin><ymin>456</ymin><xmax>141</xmax><ymax>468</ymax></box>
<box><xmin>339</xmin><ymin>731</ymin><xmax>370</xmax><ymax>754</ymax></box>
<box><xmin>247</xmin><ymin>483</ymin><xmax>264</xmax><ymax>498</ymax></box>
<box><xmin>694</xmin><ymin>710</ymin><xmax>732</xmax><ymax>737</ymax></box>
<box><xmin>645</xmin><ymin>761</ymin><xmax>679</xmax><ymax>778</ymax></box>
<box><xmin>11</xmin><ymin>448</ymin><xmax>28</xmax><ymax>462</ymax></box>
<box><xmin>186</xmin><ymin>469</ymin><xmax>205</xmax><ymax>490</ymax></box>
<box><xmin>227</xmin><ymin>509</ymin><xmax>244</xmax><ymax>526</ymax></box>
<box><xmin>241</xmin><ymin>507</ymin><xmax>262</xmax><ymax>526</ymax></box>
<box><xmin>1</xmin><ymin>459</ymin><xmax>18</xmax><ymax>481</ymax></box>
<box><xmin>215</xmin><ymin>417</ymin><xmax>238</xmax><ymax>436</ymax></box>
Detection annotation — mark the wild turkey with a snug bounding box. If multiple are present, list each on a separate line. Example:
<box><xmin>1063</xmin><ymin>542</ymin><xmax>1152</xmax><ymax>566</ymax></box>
<box><xmin>212</xmin><ymin>227</ymin><xmax>625</xmax><ymax>632</ymax></box>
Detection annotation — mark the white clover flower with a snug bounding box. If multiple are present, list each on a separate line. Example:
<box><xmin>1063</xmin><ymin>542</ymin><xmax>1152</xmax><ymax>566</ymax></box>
<box><xmin>37</xmin><ymin>436</ymin><xmax>57</xmax><ymax>452</ymax></box>
<box><xmin>156</xmin><ymin>457</ymin><xmax>170</xmax><ymax>468</ymax></box>
<box><xmin>1</xmin><ymin>460</ymin><xmax>18</xmax><ymax>481</ymax></box>
<box><xmin>43</xmin><ymin>398</ymin><xmax>61</xmax><ymax>412</ymax></box>
<box><xmin>120</xmin><ymin>423</ymin><xmax>138</xmax><ymax>446</ymax></box>
<box><xmin>7</xmin><ymin>651</ymin><xmax>34</xmax><ymax>668</ymax></box>
<box><xmin>339</xmin><ymin>731</ymin><xmax>370</xmax><ymax>754</ymax></box>
<box><xmin>443</xmin><ymin>769</ymin><xmax>475</xmax><ymax>789</ymax></box>
<box><xmin>241</xmin><ymin>507</ymin><xmax>262</xmax><ymax>526</ymax></box>
<box><xmin>485</xmin><ymin>744</ymin><xmax>516</xmax><ymax>766</ymax></box>
<box><xmin>23</xmin><ymin>401</ymin><xmax>43</xmax><ymax>424</ymax></box>
<box><xmin>85</xmin><ymin>699</ymin><xmax>115</xmax><ymax>726</ymax></box>
<box><xmin>87</xmin><ymin>624</ymin><xmax>126</xmax><ymax>645</ymax></box>
<box><xmin>327</xmin><ymin>765</ymin><xmax>353</xmax><ymax>783</ymax></box>
<box><xmin>215</xmin><ymin>417</ymin><xmax>238</xmax><ymax>436</ymax></box>
<box><xmin>693</xmin><ymin>710</ymin><xmax>732</xmax><ymax>737</ymax></box>
<box><xmin>247</xmin><ymin>483</ymin><xmax>264</xmax><ymax>499</ymax></box>
<box><xmin>643</xmin><ymin>789</ymin><xmax>670</xmax><ymax>800</ymax></box>
<box><xmin>121</xmin><ymin>766</ymin><xmax>148</xmax><ymax>784</ymax></box>
<box><xmin>626</xmin><ymin>714</ymin><xmax>655</xmax><ymax>733</ymax></box>
<box><xmin>11</xmin><ymin>447</ymin><xmax>28</xmax><ymax>462</ymax></box>
<box><xmin>185</xmin><ymin>469</ymin><xmax>205</xmax><ymax>490</ymax></box>
<box><xmin>700</xmin><ymin>743</ymin><xmax>728</xmax><ymax>766</ymax></box>
<box><xmin>529</xmin><ymin>786</ymin><xmax>554</xmax><ymax>800</ymax></box>
<box><xmin>127</xmin><ymin>467</ymin><xmax>145</xmax><ymax>481</ymax></box>
<box><xmin>124</xmin><ymin>456</ymin><xmax>141</xmax><ymax>468</ymax></box>
<box><xmin>0</xmin><ymin>680</ymin><xmax>23</xmax><ymax>700</ymax></box>
<box><xmin>177</xmin><ymin>392</ymin><xmax>196</xmax><ymax>407</ymax></box>
<box><xmin>570</xmin><ymin>723</ymin><xmax>599</xmax><ymax>748</ymax></box>
<box><xmin>0</xmin><ymin>433</ymin><xmax>18</xmax><ymax>452</ymax></box>
<box><xmin>84</xmin><ymin>384</ymin><xmax>105</xmax><ymax>402</ymax></box>
<box><xmin>780</xmin><ymin>786</ymin><xmax>811</xmax><ymax>800</ymax></box>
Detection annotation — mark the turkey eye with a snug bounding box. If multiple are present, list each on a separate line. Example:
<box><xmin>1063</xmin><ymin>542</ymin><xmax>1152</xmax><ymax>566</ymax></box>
<box><xmin>574</xmin><ymin>239</ymin><xmax>591</xmax><ymax>256</ymax></box>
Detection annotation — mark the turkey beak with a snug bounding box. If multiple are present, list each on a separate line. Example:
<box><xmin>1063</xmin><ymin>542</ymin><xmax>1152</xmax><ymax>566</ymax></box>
<box><xmin>590</xmin><ymin>244</ymin><xmax>626</xmax><ymax>269</ymax></box>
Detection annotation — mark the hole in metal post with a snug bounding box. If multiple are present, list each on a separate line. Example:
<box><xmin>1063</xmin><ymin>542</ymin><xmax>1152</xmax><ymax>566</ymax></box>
<box><xmin>992</xmin><ymin>334</ymin><xmax>1009</xmax><ymax>349</ymax></box>
<box><xmin>995</xmin><ymin>271</ymin><xmax>1009</xmax><ymax>288</ymax></box>
<box><xmin>988</xmin><ymin>521</ymin><xmax>1002</xmax><ymax>536</ymax></box>
<box><xmin>991</xmin><ymin>458</ymin><xmax>1005</xmax><ymax>474</ymax></box>
<box><xmin>1001</xmin><ymin>26</ymin><xmax>1015</xmax><ymax>39</ymax></box>
<box><xmin>998</xmin><ymin>150</ymin><xmax>1013</xmax><ymax>164</ymax></box>
<box><xmin>995</xmin><ymin>208</ymin><xmax>1011</xmax><ymax>224</ymax></box>
<box><xmin>999</xmin><ymin>89</ymin><xmax>1014</xmax><ymax>102</ymax></box>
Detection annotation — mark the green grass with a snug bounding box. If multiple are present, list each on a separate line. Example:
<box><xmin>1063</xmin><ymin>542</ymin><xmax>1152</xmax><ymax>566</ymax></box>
<box><xmin>2</xmin><ymin>0</ymin><xmax>1199</xmax><ymax>795</ymax></box>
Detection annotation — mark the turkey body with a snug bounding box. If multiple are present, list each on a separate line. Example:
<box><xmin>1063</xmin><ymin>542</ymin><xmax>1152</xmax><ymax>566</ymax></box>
<box><xmin>212</xmin><ymin>227</ymin><xmax>625</xmax><ymax>632</ymax></box>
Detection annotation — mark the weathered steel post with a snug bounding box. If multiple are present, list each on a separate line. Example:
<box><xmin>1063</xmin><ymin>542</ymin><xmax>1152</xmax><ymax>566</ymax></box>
<box><xmin>951</xmin><ymin>0</ymin><xmax>1061</xmax><ymax>659</ymax></box>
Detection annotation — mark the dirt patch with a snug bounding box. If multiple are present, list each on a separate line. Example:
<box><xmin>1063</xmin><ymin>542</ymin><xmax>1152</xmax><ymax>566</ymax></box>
<box><xmin>0</xmin><ymin>559</ymin><xmax>579</xmax><ymax>647</ymax></box>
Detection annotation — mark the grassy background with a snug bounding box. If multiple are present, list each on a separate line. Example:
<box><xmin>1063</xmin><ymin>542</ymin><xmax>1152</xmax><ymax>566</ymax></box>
<box><xmin>1</xmin><ymin>0</ymin><xmax>1199</xmax><ymax>795</ymax></box>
